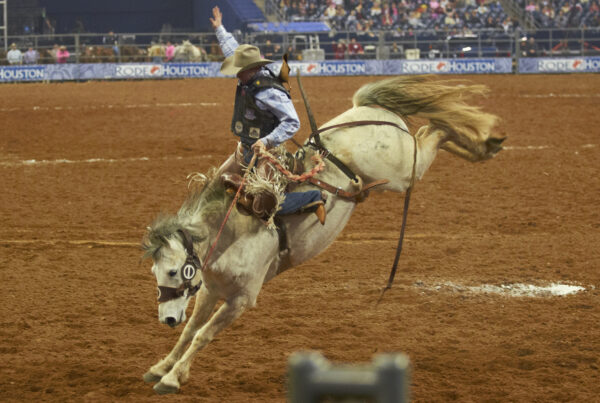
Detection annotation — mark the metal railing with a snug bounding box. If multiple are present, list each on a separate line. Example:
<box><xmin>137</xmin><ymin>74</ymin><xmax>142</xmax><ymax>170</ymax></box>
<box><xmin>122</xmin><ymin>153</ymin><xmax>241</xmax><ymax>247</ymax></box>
<box><xmin>1</xmin><ymin>27</ymin><xmax>598</xmax><ymax>65</ymax></box>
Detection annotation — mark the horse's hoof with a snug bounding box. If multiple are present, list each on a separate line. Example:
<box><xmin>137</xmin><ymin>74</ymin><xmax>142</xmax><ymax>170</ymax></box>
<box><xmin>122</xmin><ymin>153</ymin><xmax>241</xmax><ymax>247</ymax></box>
<box><xmin>153</xmin><ymin>380</ymin><xmax>180</xmax><ymax>395</ymax></box>
<box><xmin>143</xmin><ymin>371</ymin><xmax>162</xmax><ymax>384</ymax></box>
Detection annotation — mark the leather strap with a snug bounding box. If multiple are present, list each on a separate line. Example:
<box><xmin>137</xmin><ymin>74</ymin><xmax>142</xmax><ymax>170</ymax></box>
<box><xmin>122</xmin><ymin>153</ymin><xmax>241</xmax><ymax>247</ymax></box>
<box><xmin>308</xmin><ymin>177</ymin><xmax>389</xmax><ymax>203</ymax></box>
<box><xmin>308</xmin><ymin>120</ymin><xmax>410</xmax><ymax>183</ymax></box>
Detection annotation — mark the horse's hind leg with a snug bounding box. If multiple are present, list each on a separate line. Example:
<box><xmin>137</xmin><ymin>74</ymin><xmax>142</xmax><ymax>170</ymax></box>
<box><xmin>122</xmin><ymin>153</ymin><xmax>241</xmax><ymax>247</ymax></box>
<box><xmin>153</xmin><ymin>294</ymin><xmax>250</xmax><ymax>395</ymax></box>
<box><xmin>143</xmin><ymin>287</ymin><xmax>218</xmax><ymax>383</ymax></box>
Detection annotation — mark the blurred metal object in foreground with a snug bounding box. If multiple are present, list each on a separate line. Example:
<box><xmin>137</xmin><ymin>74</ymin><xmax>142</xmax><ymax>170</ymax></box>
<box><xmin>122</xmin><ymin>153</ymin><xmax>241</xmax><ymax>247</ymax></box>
<box><xmin>288</xmin><ymin>352</ymin><xmax>410</xmax><ymax>403</ymax></box>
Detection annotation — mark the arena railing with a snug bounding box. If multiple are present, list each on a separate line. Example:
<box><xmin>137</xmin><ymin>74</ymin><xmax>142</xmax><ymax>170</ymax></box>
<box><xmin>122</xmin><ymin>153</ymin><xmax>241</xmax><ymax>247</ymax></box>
<box><xmin>1</xmin><ymin>27</ymin><xmax>598</xmax><ymax>66</ymax></box>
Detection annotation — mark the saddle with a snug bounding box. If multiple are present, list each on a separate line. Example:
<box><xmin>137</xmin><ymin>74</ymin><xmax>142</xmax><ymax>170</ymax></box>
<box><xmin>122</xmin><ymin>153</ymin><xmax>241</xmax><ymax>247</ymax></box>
<box><xmin>220</xmin><ymin>150</ymin><xmax>326</xmax><ymax>225</ymax></box>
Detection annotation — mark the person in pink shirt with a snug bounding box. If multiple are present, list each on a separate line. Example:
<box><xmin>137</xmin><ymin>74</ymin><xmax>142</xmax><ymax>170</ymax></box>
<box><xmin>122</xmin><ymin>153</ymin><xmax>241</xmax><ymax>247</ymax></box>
<box><xmin>165</xmin><ymin>41</ymin><xmax>175</xmax><ymax>62</ymax></box>
<box><xmin>56</xmin><ymin>45</ymin><xmax>70</xmax><ymax>63</ymax></box>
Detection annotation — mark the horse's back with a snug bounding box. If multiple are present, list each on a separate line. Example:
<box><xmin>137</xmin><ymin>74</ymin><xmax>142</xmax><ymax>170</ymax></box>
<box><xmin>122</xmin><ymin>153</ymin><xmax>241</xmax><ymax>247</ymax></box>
<box><xmin>321</xmin><ymin>106</ymin><xmax>408</xmax><ymax>132</ymax></box>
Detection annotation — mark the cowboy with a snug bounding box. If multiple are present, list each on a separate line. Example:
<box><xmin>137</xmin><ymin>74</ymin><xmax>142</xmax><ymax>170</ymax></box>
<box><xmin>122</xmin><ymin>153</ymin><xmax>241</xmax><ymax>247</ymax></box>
<box><xmin>210</xmin><ymin>6</ymin><xmax>326</xmax><ymax>225</ymax></box>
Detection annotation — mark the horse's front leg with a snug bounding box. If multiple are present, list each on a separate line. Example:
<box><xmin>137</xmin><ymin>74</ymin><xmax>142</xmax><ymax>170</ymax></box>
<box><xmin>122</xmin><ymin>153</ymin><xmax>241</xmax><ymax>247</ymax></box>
<box><xmin>144</xmin><ymin>286</ymin><xmax>218</xmax><ymax>383</ymax></box>
<box><xmin>153</xmin><ymin>294</ymin><xmax>250</xmax><ymax>395</ymax></box>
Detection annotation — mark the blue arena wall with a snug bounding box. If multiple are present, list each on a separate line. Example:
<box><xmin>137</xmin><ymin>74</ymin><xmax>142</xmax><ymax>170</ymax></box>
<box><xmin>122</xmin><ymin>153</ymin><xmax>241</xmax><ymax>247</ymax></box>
<box><xmin>0</xmin><ymin>58</ymin><xmax>514</xmax><ymax>83</ymax></box>
<box><xmin>1</xmin><ymin>57</ymin><xmax>597</xmax><ymax>83</ymax></box>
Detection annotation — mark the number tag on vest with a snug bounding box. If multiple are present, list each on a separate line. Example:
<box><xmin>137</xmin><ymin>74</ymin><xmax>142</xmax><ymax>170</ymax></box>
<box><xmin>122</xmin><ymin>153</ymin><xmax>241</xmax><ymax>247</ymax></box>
<box><xmin>249</xmin><ymin>127</ymin><xmax>261</xmax><ymax>138</ymax></box>
<box><xmin>234</xmin><ymin>121</ymin><xmax>243</xmax><ymax>134</ymax></box>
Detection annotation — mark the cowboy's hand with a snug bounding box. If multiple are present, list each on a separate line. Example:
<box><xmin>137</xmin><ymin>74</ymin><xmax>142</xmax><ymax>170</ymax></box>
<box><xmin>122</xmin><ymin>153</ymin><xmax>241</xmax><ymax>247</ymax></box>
<box><xmin>210</xmin><ymin>7</ymin><xmax>223</xmax><ymax>30</ymax></box>
<box><xmin>251</xmin><ymin>140</ymin><xmax>266</xmax><ymax>154</ymax></box>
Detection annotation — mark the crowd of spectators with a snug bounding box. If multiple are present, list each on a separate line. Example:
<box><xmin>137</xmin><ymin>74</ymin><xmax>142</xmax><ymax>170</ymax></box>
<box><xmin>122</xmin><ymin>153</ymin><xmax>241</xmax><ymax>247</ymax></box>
<box><xmin>280</xmin><ymin>0</ymin><xmax>513</xmax><ymax>32</ymax></box>
<box><xmin>521</xmin><ymin>0</ymin><xmax>600</xmax><ymax>28</ymax></box>
<box><xmin>4</xmin><ymin>43</ymin><xmax>70</xmax><ymax>65</ymax></box>
<box><xmin>279</xmin><ymin>0</ymin><xmax>600</xmax><ymax>32</ymax></box>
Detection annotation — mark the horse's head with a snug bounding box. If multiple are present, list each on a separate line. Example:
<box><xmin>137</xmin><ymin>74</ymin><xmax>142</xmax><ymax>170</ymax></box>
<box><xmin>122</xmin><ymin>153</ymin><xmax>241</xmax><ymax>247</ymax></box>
<box><xmin>144</xmin><ymin>225</ymin><xmax>206</xmax><ymax>328</ymax></box>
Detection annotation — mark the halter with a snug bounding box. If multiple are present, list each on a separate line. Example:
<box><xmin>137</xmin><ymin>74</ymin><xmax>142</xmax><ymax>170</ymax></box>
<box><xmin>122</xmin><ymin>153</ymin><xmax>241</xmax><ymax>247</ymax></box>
<box><xmin>156</xmin><ymin>229</ymin><xmax>203</xmax><ymax>303</ymax></box>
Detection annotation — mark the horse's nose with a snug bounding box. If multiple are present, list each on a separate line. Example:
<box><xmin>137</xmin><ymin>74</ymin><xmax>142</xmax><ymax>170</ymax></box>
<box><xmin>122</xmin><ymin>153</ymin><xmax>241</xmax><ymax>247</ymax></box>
<box><xmin>165</xmin><ymin>317</ymin><xmax>177</xmax><ymax>328</ymax></box>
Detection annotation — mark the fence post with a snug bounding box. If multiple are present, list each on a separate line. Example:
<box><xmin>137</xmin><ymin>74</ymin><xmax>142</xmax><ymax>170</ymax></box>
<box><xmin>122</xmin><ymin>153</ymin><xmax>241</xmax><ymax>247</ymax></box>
<box><xmin>75</xmin><ymin>33</ymin><xmax>80</xmax><ymax>64</ymax></box>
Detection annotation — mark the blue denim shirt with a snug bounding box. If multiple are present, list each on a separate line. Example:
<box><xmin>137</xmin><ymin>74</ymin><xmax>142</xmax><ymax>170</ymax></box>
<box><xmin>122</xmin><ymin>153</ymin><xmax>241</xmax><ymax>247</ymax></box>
<box><xmin>216</xmin><ymin>26</ymin><xmax>300</xmax><ymax>148</ymax></box>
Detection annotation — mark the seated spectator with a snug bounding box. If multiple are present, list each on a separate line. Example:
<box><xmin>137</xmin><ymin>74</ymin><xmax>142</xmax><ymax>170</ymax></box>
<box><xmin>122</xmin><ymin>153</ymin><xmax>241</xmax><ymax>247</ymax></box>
<box><xmin>390</xmin><ymin>42</ymin><xmax>403</xmax><ymax>58</ymax></box>
<box><xmin>381</xmin><ymin>3</ymin><xmax>395</xmax><ymax>27</ymax></box>
<box><xmin>23</xmin><ymin>47</ymin><xmax>39</xmax><ymax>64</ymax></box>
<box><xmin>521</xmin><ymin>37</ymin><xmax>538</xmax><ymax>57</ymax></box>
<box><xmin>347</xmin><ymin>37</ymin><xmax>364</xmax><ymax>59</ymax></box>
<box><xmin>273</xmin><ymin>43</ymin><xmax>283</xmax><ymax>59</ymax></box>
<box><xmin>7</xmin><ymin>43</ymin><xmax>23</xmax><ymax>65</ymax></box>
<box><xmin>346</xmin><ymin>10</ymin><xmax>359</xmax><ymax>30</ymax></box>
<box><xmin>324</xmin><ymin>1</ymin><xmax>337</xmax><ymax>21</ymax></box>
<box><xmin>56</xmin><ymin>45</ymin><xmax>70</xmax><ymax>63</ymax></box>
<box><xmin>334</xmin><ymin>40</ymin><xmax>346</xmax><ymax>59</ymax></box>
<box><xmin>263</xmin><ymin>39</ymin><xmax>275</xmax><ymax>59</ymax></box>
<box><xmin>286</xmin><ymin>45</ymin><xmax>300</xmax><ymax>61</ymax></box>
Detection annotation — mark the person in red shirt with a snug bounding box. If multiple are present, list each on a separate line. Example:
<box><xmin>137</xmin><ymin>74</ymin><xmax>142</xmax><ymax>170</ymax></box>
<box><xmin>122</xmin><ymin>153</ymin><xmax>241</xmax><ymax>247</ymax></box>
<box><xmin>347</xmin><ymin>37</ymin><xmax>364</xmax><ymax>59</ymax></box>
<box><xmin>334</xmin><ymin>40</ymin><xmax>346</xmax><ymax>60</ymax></box>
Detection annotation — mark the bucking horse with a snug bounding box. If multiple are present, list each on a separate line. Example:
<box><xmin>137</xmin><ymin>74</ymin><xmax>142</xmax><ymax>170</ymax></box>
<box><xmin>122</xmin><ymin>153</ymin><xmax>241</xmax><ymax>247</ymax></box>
<box><xmin>141</xmin><ymin>76</ymin><xmax>504</xmax><ymax>394</ymax></box>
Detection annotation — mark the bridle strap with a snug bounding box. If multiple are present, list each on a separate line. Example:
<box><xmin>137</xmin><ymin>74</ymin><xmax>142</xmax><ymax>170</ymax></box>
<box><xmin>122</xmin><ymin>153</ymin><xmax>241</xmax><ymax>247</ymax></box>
<box><xmin>177</xmin><ymin>229</ymin><xmax>195</xmax><ymax>258</ymax></box>
<box><xmin>157</xmin><ymin>229</ymin><xmax>203</xmax><ymax>304</ymax></box>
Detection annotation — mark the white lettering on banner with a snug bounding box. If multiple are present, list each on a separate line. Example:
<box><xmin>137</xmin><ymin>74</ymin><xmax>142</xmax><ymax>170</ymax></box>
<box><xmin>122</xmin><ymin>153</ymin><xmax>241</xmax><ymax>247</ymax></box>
<box><xmin>536</xmin><ymin>58</ymin><xmax>600</xmax><ymax>72</ymax></box>
<box><xmin>402</xmin><ymin>60</ymin><xmax>496</xmax><ymax>74</ymax></box>
<box><xmin>290</xmin><ymin>62</ymin><xmax>366</xmax><ymax>75</ymax></box>
<box><xmin>0</xmin><ymin>68</ymin><xmax>45</xmax><ymax>81</ymax></box>
<box><xmin>163</xmin><ymin>65</ymin><xmax>211</xmax><ymax>77</ymax></box>
<box><xmin>115</xmin><ymin>64</ymin><xmax>163</xmax><ymax>78</ymax></box>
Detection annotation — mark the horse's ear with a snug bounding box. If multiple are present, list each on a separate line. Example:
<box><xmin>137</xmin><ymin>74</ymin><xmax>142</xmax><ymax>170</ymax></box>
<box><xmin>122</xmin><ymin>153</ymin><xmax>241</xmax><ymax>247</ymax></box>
<box><xmin>279</xmin><ymin>53</ymin><xmax>290</xmax><ymax>86</ymax></box>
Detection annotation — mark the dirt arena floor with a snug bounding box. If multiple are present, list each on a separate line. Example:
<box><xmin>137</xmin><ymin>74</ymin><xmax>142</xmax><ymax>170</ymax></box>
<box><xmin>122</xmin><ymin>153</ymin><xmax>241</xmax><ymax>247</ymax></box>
<box><xmin>1</xmin><ymin>74</ymin><xmax>599</xmax><ymax>402</ymax></box>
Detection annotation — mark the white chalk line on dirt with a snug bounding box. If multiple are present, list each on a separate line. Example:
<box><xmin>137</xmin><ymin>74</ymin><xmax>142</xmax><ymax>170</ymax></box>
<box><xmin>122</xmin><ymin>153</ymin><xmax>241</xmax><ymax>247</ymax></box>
<box><xmin>0</xmin><ymin>155</ymin><xmax>216</xmax><ymax>167</ymax></box>
<box><xmin>517</xmin><ymin>93</ymin><xmax>600</xmax><ymax>99</ymax></box>
<box><xmin>2</xmin><ymin>144</ymin><xmax>597</xmax><ymax>168</ymax></box>
<box><xmin>0</xmin><ymin>102</ymin><xmax>220</xmax><ymax>113</ymax></box>
<box><xmin>0</xmin><ymin>239</ymin><xmax>138</xmax><ymax>247</ymax></box>
<box><xmin>414</xmin><ymin>281</ymin><xmax>589</xmax><ymax>297</ymax></box>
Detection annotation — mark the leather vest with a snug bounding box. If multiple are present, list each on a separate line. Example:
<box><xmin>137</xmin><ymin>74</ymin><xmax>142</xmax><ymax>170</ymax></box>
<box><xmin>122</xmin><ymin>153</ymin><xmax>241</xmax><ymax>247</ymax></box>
<box><xmin>230</xmin><ymin>75</ymin><xmax>290</xmax><ymax>147</ymax></box>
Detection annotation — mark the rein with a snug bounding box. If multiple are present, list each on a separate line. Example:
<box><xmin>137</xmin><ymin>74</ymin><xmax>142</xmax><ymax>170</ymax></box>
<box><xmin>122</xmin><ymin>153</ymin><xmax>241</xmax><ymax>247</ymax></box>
<box><xmin>156</xmin><ymin>156</ymin><xmax>258</xmax><ymax>304</ymax></box>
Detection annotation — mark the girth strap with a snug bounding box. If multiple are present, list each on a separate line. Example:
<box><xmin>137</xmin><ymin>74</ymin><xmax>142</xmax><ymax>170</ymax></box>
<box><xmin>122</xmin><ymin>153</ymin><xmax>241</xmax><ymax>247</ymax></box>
<box><xmin>308</xmin><ymin>177</ymin><xmax>389</xmax><ymax>203</ymax></box>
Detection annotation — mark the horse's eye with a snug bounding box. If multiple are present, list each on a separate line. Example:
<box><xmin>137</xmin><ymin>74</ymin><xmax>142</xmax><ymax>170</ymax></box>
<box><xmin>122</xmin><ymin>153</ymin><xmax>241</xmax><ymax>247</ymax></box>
<box><xmin>168</xmin><ymin>270</ymin><xmax>178</xmax><ymax>277</ymax></box>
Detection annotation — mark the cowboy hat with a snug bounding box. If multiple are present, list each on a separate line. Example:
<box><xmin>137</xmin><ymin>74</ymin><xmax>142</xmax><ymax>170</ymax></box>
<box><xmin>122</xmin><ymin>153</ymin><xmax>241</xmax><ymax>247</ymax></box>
<box><xmin>220</xmin><ymin>44</ymin><xmax>273</xmax><ymax>75</ymax></box>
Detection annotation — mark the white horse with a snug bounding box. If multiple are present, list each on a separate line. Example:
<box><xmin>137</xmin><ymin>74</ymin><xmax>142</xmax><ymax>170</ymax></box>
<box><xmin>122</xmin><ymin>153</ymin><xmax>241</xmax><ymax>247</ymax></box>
<box><xmin>142</xmin><ymin>76</ymin><xmax>504</xmax><ymax>394</ymax></box>
<box><xmin>173</xmin><ymin>40</ymin><xmax>206</xmax><ymax>62</ymax></box>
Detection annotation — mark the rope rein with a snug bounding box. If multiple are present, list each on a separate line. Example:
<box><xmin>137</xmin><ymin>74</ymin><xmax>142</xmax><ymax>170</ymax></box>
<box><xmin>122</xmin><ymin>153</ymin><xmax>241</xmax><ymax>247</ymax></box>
<box><xmin>257</xmin><ymin>149</ymin><xmax>325</xmax><ymax>182</ymax></box>
<box><xmin>199</xmin><ymin>154</ymin><xmax>258</xmax><ymax>272</ymax></box>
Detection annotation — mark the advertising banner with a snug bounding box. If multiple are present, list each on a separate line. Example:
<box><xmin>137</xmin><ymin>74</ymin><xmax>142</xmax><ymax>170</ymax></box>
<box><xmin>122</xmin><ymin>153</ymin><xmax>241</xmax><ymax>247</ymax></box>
<box><xmin>519</xmin><ymin>57</ymin><xmax>600</xmax><ymax>73</ymax></box>
<box><xmin>0</xmin><ymin>66</ymin><xmax>46</xmax><ymax>82</ymax></box>
<box><xmin>289</xmin><ymin>61</ymin><xmax>369</xmax><ymax>76</ymax></box>
<box><xmin>391</xmin><ymin>59</ymin><xmax>512</xmax><ymax>74</ymax></box>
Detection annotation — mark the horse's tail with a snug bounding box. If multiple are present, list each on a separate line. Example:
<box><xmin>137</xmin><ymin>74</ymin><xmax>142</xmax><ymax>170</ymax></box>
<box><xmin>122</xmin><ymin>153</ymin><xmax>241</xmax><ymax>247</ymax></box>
<box><xmin>352</xmin><ymin>76</ymin><xmax>498</xmax><ymax>145</ymax></box>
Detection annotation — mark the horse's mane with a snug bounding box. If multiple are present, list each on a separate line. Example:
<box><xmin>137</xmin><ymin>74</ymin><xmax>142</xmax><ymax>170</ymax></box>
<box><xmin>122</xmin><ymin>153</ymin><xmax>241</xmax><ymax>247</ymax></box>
<box><xmin>142</xmin><ymin>169</ymin><xmax>228</xmax><ymax>260</ymax></box>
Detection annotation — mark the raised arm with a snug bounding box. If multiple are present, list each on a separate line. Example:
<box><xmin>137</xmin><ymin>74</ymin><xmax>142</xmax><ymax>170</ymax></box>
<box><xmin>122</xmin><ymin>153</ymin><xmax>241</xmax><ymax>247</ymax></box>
<box><xmin>210</xmin><ymin>6</ymin><xmax>239</xmax><ymax>58</ymax></box>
